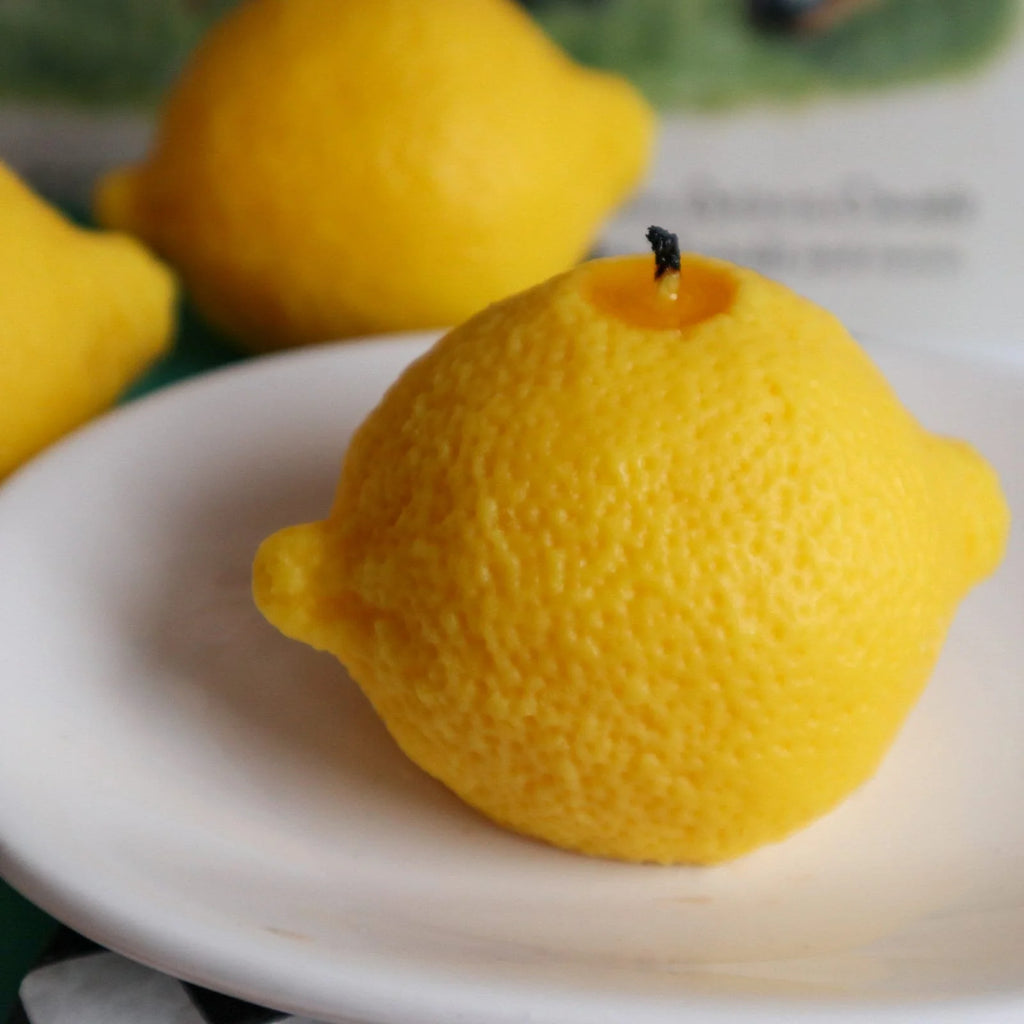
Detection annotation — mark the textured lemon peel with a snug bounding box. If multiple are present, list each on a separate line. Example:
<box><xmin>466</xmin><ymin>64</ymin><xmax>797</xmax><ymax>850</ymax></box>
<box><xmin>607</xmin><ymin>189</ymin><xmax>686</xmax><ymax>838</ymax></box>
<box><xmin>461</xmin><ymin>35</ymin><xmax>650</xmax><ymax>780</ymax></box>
<box><xmin>92</xmin><ymin>0</ymin><xmax>654</xmax><ymax>352</ymax></box>
<box><xmin>254</xmin><ymin>251</ymin><xmax>1009</xmax><ymax>864</ymax></box>
<box><xmin>0</xmin><ymin>161</ymin><xmax>176</xmax><ymax>480</ymax></box>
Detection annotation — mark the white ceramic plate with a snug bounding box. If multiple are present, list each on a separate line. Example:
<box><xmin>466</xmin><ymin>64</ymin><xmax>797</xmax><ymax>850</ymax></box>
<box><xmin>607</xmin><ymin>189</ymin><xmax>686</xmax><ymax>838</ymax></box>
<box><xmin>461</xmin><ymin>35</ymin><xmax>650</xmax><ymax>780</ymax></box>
<box><xmin>1</xmin><ymin>332</ymin><xmax>1022</xmax><ymax>1024</ymax></box>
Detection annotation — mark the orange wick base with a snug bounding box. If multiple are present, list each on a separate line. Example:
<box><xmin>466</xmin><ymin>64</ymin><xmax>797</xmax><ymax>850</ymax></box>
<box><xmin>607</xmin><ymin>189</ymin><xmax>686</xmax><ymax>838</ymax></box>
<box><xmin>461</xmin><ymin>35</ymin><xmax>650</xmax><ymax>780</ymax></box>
<box><xmin>585</xmin><ymin>256</ymin><xmax>737</xmax><ymax>331</ymax></box>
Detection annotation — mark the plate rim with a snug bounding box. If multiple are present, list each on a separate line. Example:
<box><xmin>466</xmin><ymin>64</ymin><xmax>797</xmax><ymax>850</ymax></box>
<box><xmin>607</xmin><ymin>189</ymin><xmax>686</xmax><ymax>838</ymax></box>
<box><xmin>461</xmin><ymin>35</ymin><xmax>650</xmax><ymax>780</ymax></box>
<box><xmin>2</xmin><ymin>330</ymin><xmax>1023</xmax><ymax>1024</ymax></box>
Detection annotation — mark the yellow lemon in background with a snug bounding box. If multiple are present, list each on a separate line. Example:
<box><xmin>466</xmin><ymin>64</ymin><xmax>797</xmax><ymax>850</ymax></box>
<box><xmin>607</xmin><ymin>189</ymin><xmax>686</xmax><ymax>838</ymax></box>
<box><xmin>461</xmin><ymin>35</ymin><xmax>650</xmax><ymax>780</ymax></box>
<box><xmin>253</xmin><ymin>236</ymin><xmax>1009</xmax><ymax>864</ymax></box>
<box><xmin>0</xmin><ymin>162</ymin><xmax>175</xmax><ymax>481</ymax></box>
<box><xmin>94</xmin><ymin>0</ymin><xmax>654</xmax><ymax>353</ymax></box>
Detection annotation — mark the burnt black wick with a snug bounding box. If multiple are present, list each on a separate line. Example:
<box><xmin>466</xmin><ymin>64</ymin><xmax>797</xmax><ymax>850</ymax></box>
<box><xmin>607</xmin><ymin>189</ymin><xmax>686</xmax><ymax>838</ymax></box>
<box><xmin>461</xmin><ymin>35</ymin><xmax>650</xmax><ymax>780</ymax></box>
<box><xmin>646</xmin><ymin>226</ymin><xmax>681</xmax><ymax>280</ymax></box>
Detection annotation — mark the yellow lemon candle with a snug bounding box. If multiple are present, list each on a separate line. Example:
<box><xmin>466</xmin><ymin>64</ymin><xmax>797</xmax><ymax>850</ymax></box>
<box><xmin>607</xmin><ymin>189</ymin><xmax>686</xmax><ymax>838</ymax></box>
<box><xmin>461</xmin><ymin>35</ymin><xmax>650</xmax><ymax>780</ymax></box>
<box><xmin>254</xmin><ymin>229</ymin><xmax>1008</xmax><ymax>864</ymax></box>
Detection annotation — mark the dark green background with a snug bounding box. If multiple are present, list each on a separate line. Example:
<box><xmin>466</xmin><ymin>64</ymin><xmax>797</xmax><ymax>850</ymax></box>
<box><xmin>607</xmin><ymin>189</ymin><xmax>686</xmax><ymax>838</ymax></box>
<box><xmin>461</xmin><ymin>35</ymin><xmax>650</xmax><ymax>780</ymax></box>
<box><xmin>1</xmin><ymin>886</ymin><xmax>55</xmax><ymax>1022</ymax></box>
<box><xmin>0</xmin><ymin>0</ymin><xmax>1017</xmax><ymax>111</ymax></box>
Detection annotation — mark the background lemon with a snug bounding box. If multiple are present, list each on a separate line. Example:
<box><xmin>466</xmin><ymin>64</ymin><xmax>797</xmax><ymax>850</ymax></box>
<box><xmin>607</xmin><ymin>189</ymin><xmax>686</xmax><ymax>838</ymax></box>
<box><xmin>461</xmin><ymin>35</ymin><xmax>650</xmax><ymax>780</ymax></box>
<box><xmin>254</xmin><ymin>249</ymin><xmax>1009</xmax><ymax>864</ymax></box>
<box><xmin>0</xmin><ymin>161</ymin><xmax>175</xmax><ymax>481</ymax></box>
<box><xmin>94</xmin><ymin>0</ymin><xmax>653</xmax><ymax>353</ymax></box>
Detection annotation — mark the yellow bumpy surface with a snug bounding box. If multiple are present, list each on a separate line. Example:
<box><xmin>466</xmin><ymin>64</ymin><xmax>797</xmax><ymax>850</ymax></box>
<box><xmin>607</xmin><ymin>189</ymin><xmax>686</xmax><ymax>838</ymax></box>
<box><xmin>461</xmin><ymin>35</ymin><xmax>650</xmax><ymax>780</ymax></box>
<box><xmin>1</xmin><ymin>162</ymin><xmax>175</xmax><ymax>480</ymax></box>
<box><xmin>254</xmin><ymin>253</ymin><xmax>1009</xmax><ymax>864</ymax></box>
<box><xmin>94</xmin><ymin>0</ymin><xmax>653</xmax><ymax>352</ymax></box>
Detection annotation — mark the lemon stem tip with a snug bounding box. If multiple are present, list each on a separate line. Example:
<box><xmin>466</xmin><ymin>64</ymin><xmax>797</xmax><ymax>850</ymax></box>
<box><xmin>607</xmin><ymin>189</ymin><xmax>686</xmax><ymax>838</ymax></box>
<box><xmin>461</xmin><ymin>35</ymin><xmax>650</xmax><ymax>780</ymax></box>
<box><xmin>646</xmin><ymin>225</ymin><xmax>680</xmax><ymax>280</ymax></box>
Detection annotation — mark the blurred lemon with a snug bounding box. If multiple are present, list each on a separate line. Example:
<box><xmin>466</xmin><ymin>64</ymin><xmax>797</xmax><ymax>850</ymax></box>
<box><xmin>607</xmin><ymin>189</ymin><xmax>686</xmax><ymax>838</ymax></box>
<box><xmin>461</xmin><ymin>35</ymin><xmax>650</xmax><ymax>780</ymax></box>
<box><xmin>253</xmin><ymin>237</ymin><xmax>1009</xmax><ymax>864</ymax></box>
<box><xmin>1</xmin><ymin>162</ymin><xmax>175</xmax><ymax>481</ymax></box>
<box><xmin>94</xmin><ymin>0</ymin><xmax>654</xmax><ymax>352</ymax></box>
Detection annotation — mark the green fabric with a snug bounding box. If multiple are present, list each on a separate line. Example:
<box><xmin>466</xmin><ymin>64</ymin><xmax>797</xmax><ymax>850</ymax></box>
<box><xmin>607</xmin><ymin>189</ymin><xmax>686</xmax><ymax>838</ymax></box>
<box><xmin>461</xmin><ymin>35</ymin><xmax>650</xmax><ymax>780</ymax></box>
<box><xmin>0</xmin><ymin>0</ymin><xmax>236</xmax><ymax>107</ymax></box>
<box><xmin>0</xmin><ymin>0</ymin><xmax>1016</xmax><ymax>112</ymax></box>
<box><xmin>533</xmin><ymin>0</ymin><xmax>1018</xmax><ymax>109</ymax></box>
<box><xmin>0</xmin><ymin>883</ymin><xmax>57</xmax><ymax>1022</ymax></box>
